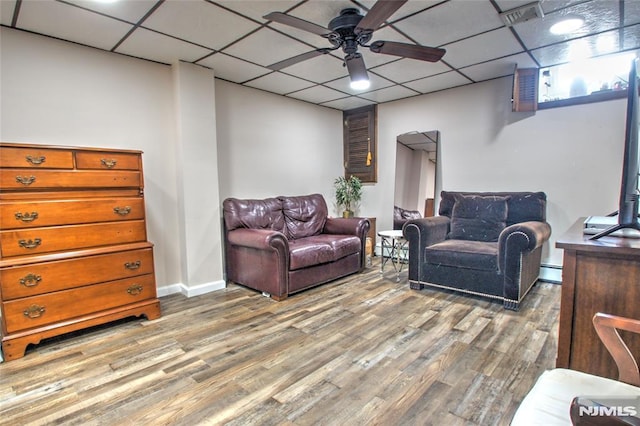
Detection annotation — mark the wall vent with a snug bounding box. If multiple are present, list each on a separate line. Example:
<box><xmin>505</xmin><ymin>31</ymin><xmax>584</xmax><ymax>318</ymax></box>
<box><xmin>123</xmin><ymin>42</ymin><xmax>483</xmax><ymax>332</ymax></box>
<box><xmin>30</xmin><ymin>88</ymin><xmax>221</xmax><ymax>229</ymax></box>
<box><xmin>500</xmin><ymin>2</ymin><xmax>544</xmax><ymax>27</ymax></box>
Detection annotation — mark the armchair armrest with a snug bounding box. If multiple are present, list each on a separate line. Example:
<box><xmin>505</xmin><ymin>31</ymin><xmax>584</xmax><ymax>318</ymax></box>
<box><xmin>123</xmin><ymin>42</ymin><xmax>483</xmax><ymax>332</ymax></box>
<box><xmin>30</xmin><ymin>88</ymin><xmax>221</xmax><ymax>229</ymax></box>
<box><xmin>593</xmin><ymin>313</ymin><xmax>640</xmax><ymax>386</ymax></box>
<box><xmin>498</xmin><ymin>221</ymin><xmax>551</xmax><ymax>270</ymax></box>
<box><xmin>227</xmin><ymin>228</ymin><xmax>289</xmax><ymax>253</ymax></box>
<box><xmin>403</xmin><ymin>216</ymin><xmax>450</xmax><ymax>248</ymax></box>
<box><xmin>323</xmin><ymin>217</ymin><xmax>369</xmax><ymax>237</ymax></box>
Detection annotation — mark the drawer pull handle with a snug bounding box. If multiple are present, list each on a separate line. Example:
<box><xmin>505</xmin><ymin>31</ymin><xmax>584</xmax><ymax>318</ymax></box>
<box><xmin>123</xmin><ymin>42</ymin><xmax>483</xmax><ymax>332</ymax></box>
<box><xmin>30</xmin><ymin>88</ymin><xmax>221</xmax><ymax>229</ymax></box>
<box><xmin>20</xmin><ymin>273</ymin><xmax>42</xmax><ymax>287</ymax></box>
<box><xmin>101</xmin><ymin>158</ymin><xmax>117</xmax><ymax>169</ymax></box>
<box><xmin>113</xmin><ymin>206</ymin><xmax>131</xmax><ymax>216</ymax></box>
<box><xmin>23</xmin><ymin>305</ymin><xmax>46</xmax><ymax>319</ymax></box>
<box><xmin>127</xmin><ymin>284</ymin><xmax>143</xmax><ymax>295</ymax></box>
<box><xmin>125</xmin><ymin>261</ymin><xmax>141</xmax><ymax>270</ymax></box>
<box><xmin>15</xmin><ymin>211</ymin><xmax>39</xmax><ymax>222</ymax></box>
<box><xmin>18</xmin><ymin>238</ymin><xmax>41</xmax><ymax>249</ymax></box>
<box><xmin>25</xmin><ymin>155</ymin><xmax>46</xmax><ymax>165</ymax></box>
<box><xmin>15</xmin><ymin>175</ymin><xmax>36</xmax><ymax>186</ymax></box>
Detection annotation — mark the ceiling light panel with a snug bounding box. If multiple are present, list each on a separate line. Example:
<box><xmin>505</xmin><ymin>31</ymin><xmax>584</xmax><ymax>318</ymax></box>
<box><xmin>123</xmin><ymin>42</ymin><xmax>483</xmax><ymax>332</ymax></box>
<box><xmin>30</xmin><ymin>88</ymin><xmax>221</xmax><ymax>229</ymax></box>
<box><xmin>394</xmin><ymin>0</ymin><xmax>504</xmax><ymax>48</ymax></box>
<box><xmin>141</xmin><ymin>1</ymin><xmax>260</xmax><ymax>50</ymax></box>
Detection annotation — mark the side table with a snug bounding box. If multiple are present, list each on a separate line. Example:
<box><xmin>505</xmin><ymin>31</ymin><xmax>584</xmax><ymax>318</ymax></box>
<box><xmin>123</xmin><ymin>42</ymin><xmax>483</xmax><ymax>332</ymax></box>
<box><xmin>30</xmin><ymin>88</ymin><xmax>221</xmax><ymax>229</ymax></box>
<box><xmin>378</xmin><ymin>229</ymin><xmax>408</xmax><ymax>282</ymax></box>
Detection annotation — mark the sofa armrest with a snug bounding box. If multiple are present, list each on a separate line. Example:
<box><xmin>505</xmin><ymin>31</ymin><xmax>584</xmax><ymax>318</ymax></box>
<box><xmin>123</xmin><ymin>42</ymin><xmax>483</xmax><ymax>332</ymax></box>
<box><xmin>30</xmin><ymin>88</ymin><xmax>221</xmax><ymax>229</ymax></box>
<box><xmin>403</xmin><ymin>216</ymin><xmax>450</xmax><ymax>247</ymax></box>
<box><xmin>227</xmin><ymin>228</ymin><xmax>289</xmax><ymax>253</ymax></box>
<box><xmin>323</xmin><ymin>217</ymin><xmax>369</xmax><ymax>237</ymax></box>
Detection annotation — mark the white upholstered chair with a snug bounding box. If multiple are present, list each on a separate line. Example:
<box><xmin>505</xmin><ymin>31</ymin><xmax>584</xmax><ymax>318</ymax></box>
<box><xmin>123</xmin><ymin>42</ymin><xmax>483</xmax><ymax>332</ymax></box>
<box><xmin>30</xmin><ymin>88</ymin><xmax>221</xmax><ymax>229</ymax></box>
<box><xmin>512</xmin><ymin>313</ymin><xmax>640</xmax><ymax>425</ymax></box>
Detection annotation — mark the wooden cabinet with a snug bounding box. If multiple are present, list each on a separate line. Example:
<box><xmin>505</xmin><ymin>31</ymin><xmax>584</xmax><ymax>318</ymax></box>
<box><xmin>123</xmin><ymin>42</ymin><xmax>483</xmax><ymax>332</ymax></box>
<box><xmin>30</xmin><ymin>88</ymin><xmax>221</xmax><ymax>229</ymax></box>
<box><xmin>0</xmin><ymin>142</ymin><xmax>161</xmax><ymax>361</ymax></box>
<box><xmin>556</xmin><ymin>219</ymin><xmax>640</xmax><ymax>379</ymax></box>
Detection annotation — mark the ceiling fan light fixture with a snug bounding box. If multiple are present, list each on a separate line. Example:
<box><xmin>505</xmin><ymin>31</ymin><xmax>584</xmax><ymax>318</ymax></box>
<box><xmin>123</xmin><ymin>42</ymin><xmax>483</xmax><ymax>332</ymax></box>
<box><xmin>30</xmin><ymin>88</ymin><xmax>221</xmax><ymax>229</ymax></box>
<box><xmin>350</xmin><ymin>78</ymin><xmax>371</xmax><ymax>90</ymax></box>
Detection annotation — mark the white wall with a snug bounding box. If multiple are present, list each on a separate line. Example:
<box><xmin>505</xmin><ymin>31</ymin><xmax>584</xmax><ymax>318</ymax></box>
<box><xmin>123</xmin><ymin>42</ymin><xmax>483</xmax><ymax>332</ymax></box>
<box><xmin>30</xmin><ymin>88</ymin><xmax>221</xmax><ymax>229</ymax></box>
<box><xmin>371</xmin><ymin>77</ymin><xmax>625</xmax><ymax>266</ymax></box>
<box><xmin>0</xmin><ymin>28</ymin><xmax>211</xmax><ymax>294</ymax></box>
<box><xmin>214</xmin><ymin>80</ymin><xmax>344</xmax><ymax>215</ymax></box>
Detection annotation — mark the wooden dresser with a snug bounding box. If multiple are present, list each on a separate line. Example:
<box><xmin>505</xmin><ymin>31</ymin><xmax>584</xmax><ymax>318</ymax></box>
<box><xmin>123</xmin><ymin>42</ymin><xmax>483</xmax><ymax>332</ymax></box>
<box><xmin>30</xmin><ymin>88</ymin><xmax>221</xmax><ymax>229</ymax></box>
<box><xmin>0</xmin><ymin>142</ymin><xmax>161</xmax><ymax>361</ymax></box>
<box><xmin>556</xmin><ymin>218</ymin><xmax>640</xmax><ymax>379</ymax></box>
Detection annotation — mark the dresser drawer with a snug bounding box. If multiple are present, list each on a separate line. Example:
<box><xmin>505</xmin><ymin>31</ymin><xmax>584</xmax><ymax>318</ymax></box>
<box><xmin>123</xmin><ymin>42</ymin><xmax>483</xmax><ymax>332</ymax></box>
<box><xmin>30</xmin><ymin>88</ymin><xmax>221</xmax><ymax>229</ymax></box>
<box><xmin>0</xmin><ymin>220</ymin><xmax>147</xmax><ymax>257</ymax></box>
<box><xmin>2</xmin><ymin>273</ymin><xmax>156</xmax><ymax>333</ymax></box>
<box><xmin>0</xmin><ymin>247</ymin><xmax>153</xmax><ymax>300</ymax></box>
<box><xmin>76</xmin><ymin>151</ymin><xmax>141</xmax><ymax>170</ymax></box>
<box><xmin>1</xmin><ymin>197</ymin><xmax>145</xmax><ymax>229</ymax></box>
<box><xmin>1</xmin><ymin>170</ymin><xmax>141</xmax><ymax>190</ymax></box>
<box><xmin>0</xmin><ymin>146</ymin><xmax>74</xmax><ymax>169</ymax></box>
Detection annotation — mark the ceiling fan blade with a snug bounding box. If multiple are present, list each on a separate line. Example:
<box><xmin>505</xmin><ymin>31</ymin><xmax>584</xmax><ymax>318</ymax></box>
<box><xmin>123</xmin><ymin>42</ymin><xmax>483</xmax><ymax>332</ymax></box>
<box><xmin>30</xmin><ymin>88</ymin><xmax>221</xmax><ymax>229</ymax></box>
<box><xmin>370</xmin><ymin>40</ymin><xmax>446</xmax><ymax>62</ymax></box>
<box><xmin>356</xmin><ymin>0</ymin><xmax>408</xmax><ymax>33</ymax></box>
<box><xmin>267</xmin><ymin>49</ymin><xmax>333</xmax><ymax>71</ymax></box>
<box><xmin>263</xmin><ymin>12</ymin><xmax>333</xmax><ymax>36</ymax></box>
<box><xmin>345</xmin><ymin>54</ymin><xmax>369</xmax><ymax>83</ymax></box>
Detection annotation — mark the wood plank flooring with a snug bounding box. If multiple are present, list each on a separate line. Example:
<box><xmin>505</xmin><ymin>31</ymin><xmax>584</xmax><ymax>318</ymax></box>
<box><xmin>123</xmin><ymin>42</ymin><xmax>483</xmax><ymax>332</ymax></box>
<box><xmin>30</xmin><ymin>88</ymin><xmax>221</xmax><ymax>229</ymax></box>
<box><xmin>0</xmin><ymin>259</ymin><xmax>561</xmax><ymax>425</ymax></box>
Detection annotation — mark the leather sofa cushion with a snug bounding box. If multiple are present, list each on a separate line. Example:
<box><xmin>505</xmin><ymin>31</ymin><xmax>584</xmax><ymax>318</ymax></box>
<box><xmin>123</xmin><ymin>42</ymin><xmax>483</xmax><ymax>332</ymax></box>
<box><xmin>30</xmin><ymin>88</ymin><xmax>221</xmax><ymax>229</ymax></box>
<box><xmin>289</xmin><ymin>235</ymin><xmax>361</xmax><ymax>270</ymax></box>
<box><xmin>280</xmin><ymin>194</ymin><xmax>328</xmax><ymax>240</ymax></box>
<box><xmin>223</xmin><ymin>197</ymin><xmax>285</xmax><ymax>232</ymax></box>
<box><xmin>425</xmin><ymin>239</ymin><xmax>498</xmax><ymax>271</ymax></box>
<box><xmin>448</xmin><ymin>194</ymin><xmax>509</xmax><ymax>242</ymax></box>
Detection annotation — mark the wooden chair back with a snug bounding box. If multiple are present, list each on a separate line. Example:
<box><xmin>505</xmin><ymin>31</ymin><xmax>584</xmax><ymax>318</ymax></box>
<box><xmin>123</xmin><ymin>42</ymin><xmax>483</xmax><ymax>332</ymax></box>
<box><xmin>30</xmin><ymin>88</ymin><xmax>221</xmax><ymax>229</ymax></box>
<box><xmin>593</xmin><ymin>312</ymin><xmax>640</xmax><ymax>386</ymax></box>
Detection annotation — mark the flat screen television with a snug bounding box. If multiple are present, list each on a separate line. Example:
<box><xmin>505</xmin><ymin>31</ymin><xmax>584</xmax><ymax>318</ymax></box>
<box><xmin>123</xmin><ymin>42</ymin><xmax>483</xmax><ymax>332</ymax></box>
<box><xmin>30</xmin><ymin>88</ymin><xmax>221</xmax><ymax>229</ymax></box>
<box><xmin>590</xmin><ymin>57</ymin><xmax>640</xmax><ymax>240</ymax></box>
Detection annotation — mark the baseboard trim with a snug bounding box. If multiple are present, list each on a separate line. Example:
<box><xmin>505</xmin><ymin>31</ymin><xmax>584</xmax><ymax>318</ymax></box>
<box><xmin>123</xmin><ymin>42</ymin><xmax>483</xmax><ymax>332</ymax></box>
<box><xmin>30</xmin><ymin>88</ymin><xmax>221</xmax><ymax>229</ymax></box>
<box><xmin>156</xmin><ymin>280</ymin><xmax>226</xmax><ymax>298</ymax></box>
<box><xmin>539</xmin><ymin>265</ymin><xmax>562</xmax><ymax>284</ymax></box>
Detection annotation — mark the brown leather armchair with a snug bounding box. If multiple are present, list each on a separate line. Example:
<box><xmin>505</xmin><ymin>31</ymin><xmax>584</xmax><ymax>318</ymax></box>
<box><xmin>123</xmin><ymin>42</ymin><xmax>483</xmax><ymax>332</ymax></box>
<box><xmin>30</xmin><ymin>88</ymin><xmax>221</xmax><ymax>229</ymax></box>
<box><xmin>223</xmin><ymin>194</ymin><xmax>369</xmax><ymax>300</ymax></box>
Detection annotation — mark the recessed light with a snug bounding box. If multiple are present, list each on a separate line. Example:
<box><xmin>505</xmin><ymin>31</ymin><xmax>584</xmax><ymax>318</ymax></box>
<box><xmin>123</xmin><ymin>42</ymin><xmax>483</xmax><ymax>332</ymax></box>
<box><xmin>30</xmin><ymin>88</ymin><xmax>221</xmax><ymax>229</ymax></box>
<box><xmin>350</xmin><ymin>79</ymin><xmax>370</xmax><ymax>90</ymax></box>
<box><xmin>550</xmin><ymin>18</ymin><xmax>584</xmax><ymax>35</ymax></box>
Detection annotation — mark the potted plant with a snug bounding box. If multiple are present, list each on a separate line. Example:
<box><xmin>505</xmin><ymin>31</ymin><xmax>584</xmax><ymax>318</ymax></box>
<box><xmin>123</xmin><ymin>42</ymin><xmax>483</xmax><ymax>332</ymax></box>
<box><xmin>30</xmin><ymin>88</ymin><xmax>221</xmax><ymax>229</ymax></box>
<box><xmin>334</xmin><ymin>175</ymin><xmax>363</xmax><ymax>218</ymax></box>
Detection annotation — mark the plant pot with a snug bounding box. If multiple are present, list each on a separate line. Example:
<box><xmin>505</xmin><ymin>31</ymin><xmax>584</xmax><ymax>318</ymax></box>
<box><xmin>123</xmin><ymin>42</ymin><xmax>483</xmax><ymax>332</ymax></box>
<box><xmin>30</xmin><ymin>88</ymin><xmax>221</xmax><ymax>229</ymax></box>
<box><xmin>343</xmin><ymin>210</ymin><xmax>354</xmax><ymax>218</ymax></box>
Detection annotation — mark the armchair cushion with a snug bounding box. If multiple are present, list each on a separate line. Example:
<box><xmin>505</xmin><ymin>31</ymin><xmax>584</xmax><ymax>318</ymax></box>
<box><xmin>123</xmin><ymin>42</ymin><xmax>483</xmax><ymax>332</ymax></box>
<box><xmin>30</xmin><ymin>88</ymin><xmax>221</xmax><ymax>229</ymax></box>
<box><xmin>448</xmin><ymin>194</ymin><xmax>510</xmax><ymax>242</ymax></box>
<box><xmin>425</xmin><ymin>240</ymin><xmax>498</xmax><ymax>271</ymax></box>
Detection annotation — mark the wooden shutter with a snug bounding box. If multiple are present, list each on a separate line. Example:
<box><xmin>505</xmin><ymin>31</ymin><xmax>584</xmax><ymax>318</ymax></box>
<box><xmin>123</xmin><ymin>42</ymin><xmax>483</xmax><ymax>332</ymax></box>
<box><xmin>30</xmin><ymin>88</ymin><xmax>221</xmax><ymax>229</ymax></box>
<box><xmin>343</xmin><ymin>105</ymin><xmax>377</xmax><ymax>183</ymax></box>
<box><xmin>513</xmin><ymin>68</ymin><xmax>539</xmax><ymax>112</ymax></box>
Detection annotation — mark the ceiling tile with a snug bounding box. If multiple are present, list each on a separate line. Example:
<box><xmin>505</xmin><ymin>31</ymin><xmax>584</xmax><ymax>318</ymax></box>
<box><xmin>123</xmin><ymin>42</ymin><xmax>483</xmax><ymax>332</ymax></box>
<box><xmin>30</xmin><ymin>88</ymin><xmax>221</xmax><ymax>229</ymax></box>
<box><xmin>216</xmin><ymin>1</ymin><xmax>301</xmax><ymax>23</ymax></box>
<box><xmin>371</xmin><ymin>58</ymin><xmax>451</xmax><ymax>83</ymax></box>
<box><xmin>321</xmin><ymin>96</ymin><xmax>375</xmax><ymax>110</ymax></box>
<box><xmin>324</xmin><ymin>73</ymin><xmax>394</xmax><ymax>95</ymax></box>
<box><xmin>141</xmin><ymin>0</ymin><xmax>260</xmax><ymax>50</ymax></box>
<box><xmin>393</xmin><ymin>0</ymin><xmax>504</xmax><ymax>47</ymax></box>
<box><xmin>280</xmin><ymin>54</ymin><xmax>347</xmax><ymax>83</ymax></box>
<box><xmin>286</xmin><ymin>85</ymin><xmax>347</xmax><ymax>103</ymax></box>
<box><xmin>625</xmin><ymin>0</ymin><xmax>640</xmax><ymax>26</ymax></box>
<box><xmin>223</xmin><ymin>27</ymin><xmax>312</xmax><ymax>67</ymax></box>
<box><xmin>16</xmin><ymin>0</ymin><xmax>133</xmax><ymax>50</ymax></box>
<box><xmin>404</xmin><ymin>71</ymin><xmax>471</xmax><ymax>94</ymax></box>
<box><xmin>513</xmin><ymin>1</ymin><xmax>620</xmax><ymax>50</ymax></box>
<box><xmin>623</xmin><ymin>26</ymin><xmax>640</xmax><ymax>51</ymax></box>
<box><xmin>198</xmin><ymin>53</ymin><xmax>271</xmax><ymax>83</ymax></box>
<box><xmin>245</xmin><ymin>72</ymin><xmax>315</xmax><ymax>94</ymax></box>
<box><xmin>531</xmin><ymin>28</ymin><xmax>622</xmax><ymax>67</ymax></box>
<box><xmin>442</xmin><ymin>28</ymin><xmax>524</xmax><ymax>69</ymax></box>
<box><xmin>494</xmin><ymin>0</ymin><xmax>586</xmax><ymax>15</ymax></box>
<box><xmin>359</xmin><ymin>85</ymin><xmax>419</xmax><ymax>103</ymax></box>
<box><xmin>460</xmin><ymin>53</ymin><xmax>537</xmax><ymax>82</ymax></box>
<box><xmin>1</xmin><ymin>1</ymin><xmax>16</xmax><ymax>26</ymax></box>
<box><xmin>115</xmin><ymin>28</ymin><xmax>213</xmax><ymax>65</ymax></box>
<box><xmin>65</xmin><ymin>0</ymin><xmax>158</xmax><ymax>23</ymax></box>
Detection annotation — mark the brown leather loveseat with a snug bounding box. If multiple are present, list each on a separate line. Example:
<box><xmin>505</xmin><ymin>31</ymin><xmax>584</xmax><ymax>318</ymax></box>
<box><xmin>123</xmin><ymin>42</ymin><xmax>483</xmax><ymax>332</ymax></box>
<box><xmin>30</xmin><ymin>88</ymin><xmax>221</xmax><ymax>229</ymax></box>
<box><xmin>223</xmin><ymin>193</ymin><xmax>370</xmax><ymax>300</ymax></box>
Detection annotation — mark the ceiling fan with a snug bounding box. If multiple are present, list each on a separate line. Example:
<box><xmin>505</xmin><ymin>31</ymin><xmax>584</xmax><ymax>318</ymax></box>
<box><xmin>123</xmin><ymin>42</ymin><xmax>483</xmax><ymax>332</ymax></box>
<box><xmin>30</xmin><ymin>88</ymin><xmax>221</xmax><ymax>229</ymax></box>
<box><xmin>263</xmin><ymin>0</ymin><xmax>446</xmax><ymax>90</ymax></box>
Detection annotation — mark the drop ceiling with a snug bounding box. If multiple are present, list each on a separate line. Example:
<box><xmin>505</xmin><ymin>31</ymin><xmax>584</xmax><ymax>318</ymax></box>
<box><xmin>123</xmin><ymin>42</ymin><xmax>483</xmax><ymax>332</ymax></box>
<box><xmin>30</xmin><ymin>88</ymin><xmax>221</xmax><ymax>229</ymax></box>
<box><xmin>1</xmin><ymin>0</ymin><xmax>639</xmax><ymax>110</ymax></box>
